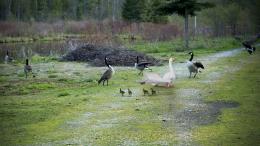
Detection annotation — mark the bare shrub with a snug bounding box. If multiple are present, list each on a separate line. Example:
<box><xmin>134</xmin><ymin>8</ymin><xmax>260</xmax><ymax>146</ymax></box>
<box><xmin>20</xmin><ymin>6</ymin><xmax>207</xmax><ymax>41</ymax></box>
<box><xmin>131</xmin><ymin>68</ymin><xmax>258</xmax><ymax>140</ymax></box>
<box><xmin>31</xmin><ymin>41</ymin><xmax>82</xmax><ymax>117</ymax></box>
<box><xmin>142</xmin><ymin>23</ymin><xmax>181</xmax><ymax>41</ymax></box>
<box><xmin>0</xmin><ymin>20</ymin><xmax>181</xmax><ymax>42</ymax></box>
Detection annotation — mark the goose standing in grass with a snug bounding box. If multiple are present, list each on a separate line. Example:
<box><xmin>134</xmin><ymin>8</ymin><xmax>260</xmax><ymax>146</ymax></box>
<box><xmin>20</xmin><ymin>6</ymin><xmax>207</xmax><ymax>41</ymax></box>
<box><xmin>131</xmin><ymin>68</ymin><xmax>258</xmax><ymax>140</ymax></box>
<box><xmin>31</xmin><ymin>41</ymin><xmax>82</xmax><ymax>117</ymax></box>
<box><xmin>135</xmin><ymin>56</ymin><xmax>152</xmax><ymax>75</ymax></box>
<box><xmin>24</xmin><ymin>59</ymin><xmax>32</xmax><ymax>78</ymax></box>
<box><xmin>140</xmin><ymin>58</ymin><xmax>176</xmax><ymax>87</ymax></box>
<box><xmin>4</xmin><ymin>50</ymin><xmax>13</xmax><ymax>64</ymax></box>
<box><xmin>242</xmin><ymin>42</ymin><xmax>256</xmax><ymax>54</ymax></box>
<box><xmin>187</xmin><ymin>52</ymin><xmax>204</xmax><ymax>78</ymax></box>
<box><xmin>98</xmin><ymin>57</ymin><xmax>115</xmax><ymax>86</ymax></box>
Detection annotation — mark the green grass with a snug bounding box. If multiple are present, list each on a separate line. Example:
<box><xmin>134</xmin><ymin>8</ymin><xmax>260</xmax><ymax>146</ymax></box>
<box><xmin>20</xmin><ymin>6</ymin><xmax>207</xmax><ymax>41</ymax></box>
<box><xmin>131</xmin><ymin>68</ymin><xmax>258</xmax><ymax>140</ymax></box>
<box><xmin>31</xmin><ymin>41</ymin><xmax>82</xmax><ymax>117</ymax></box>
<box><xmin>191</xmin><ymin>49</ymin><xmax>260</xmax><ymax>146</ymax></box>
<box><xmin>0</xmin><ymin>40</ymin><xmax>259</xmax><ymax>145</ymax></box>
<box><xmin>129</xmin><ymin>37</ymin><xmax>240</xmax><ymax>61</ymax></box>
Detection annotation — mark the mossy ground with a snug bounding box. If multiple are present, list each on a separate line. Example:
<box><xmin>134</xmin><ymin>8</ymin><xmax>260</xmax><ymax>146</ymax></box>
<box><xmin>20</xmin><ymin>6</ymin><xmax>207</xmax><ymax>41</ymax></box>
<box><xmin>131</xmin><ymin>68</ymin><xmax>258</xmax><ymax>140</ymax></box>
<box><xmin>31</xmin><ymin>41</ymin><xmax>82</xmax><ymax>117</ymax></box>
<box><xmin>191</xmin><ymin>48</ymin><xmax>260</xmax><ymax>146</ymax></box>
<box><xmin>0</xmin><ymin>41</ymin><xmax>259</xmax><ymax>145</ymax></box>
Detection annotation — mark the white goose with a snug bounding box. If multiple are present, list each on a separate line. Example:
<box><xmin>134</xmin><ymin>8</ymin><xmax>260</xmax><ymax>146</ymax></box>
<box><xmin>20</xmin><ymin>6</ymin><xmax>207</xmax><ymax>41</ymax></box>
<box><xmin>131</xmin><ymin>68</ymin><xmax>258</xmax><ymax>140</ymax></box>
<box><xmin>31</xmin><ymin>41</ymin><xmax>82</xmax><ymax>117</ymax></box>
<box><xmin>140</xmin><ymin>58</ymin><xmax>176</xmax><ymax>87</ymax></box>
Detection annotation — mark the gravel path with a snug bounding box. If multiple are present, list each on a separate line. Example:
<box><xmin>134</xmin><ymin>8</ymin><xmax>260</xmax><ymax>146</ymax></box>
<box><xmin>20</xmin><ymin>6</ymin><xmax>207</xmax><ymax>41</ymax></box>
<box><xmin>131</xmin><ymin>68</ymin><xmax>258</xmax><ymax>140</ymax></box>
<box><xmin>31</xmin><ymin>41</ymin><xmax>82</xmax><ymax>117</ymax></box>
<box><xmin>166</xmin><ymin>48</ymin><xmax>243</xmax><ymax>145</ymax></box>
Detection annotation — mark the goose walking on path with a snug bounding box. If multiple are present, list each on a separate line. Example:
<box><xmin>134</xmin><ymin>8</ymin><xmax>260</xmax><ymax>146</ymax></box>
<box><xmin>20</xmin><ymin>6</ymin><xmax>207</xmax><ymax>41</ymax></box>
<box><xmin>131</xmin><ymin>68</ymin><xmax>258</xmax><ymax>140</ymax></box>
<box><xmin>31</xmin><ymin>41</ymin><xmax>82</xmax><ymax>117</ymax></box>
<box><xmin>186</xmin><ymin>52</ymin><xmax>204</xmax><ymax>78</ymax></box>
<box><xmin>140</xmin><ymin>58</ymin><xmax>176</xmax><ymax>87</ymax></box>
<box><xmin>135</xmin><ymin>56</ymin><xmax>152</xmax><ymax>75</ymax></box>
<box><xmin>98</xmin><ymin>57</ymin><xmax>115</xmax><ymax>86</ymax></box>
<box><xmin>24</xmin><ymin>59</ymin><xmax>32</xmax><ymax>78</ymax></box>
<box><xmin>242</xmin><ymin>42</ymin><xmax>256</xmax><ymax>54</ymax></box>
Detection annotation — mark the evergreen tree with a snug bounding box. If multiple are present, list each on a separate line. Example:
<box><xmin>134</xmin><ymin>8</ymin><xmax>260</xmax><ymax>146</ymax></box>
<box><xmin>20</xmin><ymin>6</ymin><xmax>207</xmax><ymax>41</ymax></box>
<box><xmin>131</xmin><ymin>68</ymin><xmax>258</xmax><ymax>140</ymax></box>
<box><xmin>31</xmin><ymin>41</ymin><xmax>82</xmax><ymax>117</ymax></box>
<box><xmin>121</xmin><ymin>0</ymin><xmax>145</xmax><ymax>22</ymax></box>
<box><xmin>157</xmin><ymin>0</ymin><xmax>214</xmax><ymax>49</ymax></box>
<box><xmin>143</xmin><ymin>0</ymin><xmax>168</xmax><ymax>23</ymax></box>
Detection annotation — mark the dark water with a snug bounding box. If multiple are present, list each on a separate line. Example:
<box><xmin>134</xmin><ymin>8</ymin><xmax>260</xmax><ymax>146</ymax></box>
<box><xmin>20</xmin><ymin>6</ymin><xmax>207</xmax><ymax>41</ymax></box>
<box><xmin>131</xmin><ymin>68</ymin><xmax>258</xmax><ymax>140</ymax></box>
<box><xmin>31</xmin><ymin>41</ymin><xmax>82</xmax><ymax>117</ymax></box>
<box><xmin>0</xmin><ymin>40</ymin><xmax>76</xmax><ymax>62</ymax></box>
<box><xmin>0</xmin><ymin>37</ymin><xmax>129</xmax><ymax>62</ymax></box>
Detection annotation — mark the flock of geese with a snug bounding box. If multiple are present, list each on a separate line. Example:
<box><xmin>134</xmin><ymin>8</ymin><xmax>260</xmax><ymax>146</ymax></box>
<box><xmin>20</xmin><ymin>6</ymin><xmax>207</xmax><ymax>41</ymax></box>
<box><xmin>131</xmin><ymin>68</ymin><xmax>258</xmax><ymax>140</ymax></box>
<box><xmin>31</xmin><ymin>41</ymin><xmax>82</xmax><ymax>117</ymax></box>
<box><xmin>97</xmin><ymin>52</ymin><xmax>205</xmax><ymax>96</ymax></box>
<box><xmin>3</xmin><ymin>41</ymin><xmax>256</xmax><ymax>96</ymax></box>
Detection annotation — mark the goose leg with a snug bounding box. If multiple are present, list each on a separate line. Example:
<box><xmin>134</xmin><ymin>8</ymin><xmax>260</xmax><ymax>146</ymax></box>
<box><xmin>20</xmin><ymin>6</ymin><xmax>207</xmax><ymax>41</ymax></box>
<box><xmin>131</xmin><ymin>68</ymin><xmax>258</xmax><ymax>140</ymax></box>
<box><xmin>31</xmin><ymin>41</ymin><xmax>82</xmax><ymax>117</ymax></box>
<box><xmin>102</xmin><ymin>80</ymin><xmax>105</xmax><ymax>86</ymax></box>
<box><xmin>194</xmin><ymin>73</ymin><xmax>197</xmax><ymax>78</ymax></box>
<box><xmin>107</xmin><ymin>80</ymin><xmax>109</xmax><ymax>86</ymax></box>
<box><xmin>189</xmin><ymin>72</ymin><xmax>191</xmax><ymax>78</ymax></box>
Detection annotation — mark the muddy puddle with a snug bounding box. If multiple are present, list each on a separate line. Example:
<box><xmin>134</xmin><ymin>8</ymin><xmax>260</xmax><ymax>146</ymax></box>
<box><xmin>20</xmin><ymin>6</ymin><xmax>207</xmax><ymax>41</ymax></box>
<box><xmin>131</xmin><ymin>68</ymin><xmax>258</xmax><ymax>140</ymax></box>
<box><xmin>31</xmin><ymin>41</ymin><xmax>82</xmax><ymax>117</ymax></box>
<box><xmin>35</xmin><ymin>48</ymin><xmax>245</xmax><ymax>145</ymax></box>
<box><xmin>171</xmin><ymin>88</ymin><xmax>239</xmax><ymax>145</ymax></box>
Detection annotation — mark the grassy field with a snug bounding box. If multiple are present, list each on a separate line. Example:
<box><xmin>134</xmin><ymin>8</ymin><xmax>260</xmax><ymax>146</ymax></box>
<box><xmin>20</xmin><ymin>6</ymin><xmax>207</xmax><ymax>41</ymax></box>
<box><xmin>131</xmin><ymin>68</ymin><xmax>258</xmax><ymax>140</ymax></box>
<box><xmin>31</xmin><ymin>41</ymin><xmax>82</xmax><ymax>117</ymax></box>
<box><xmin>0</xmin><ymin>40</ymin><xmax>259</xmax><ymax>145</ymax></box>
<box><xmin>192</xmin><ymin>48</ymin><xmax>260</xmax><ymax>145</ymax></box>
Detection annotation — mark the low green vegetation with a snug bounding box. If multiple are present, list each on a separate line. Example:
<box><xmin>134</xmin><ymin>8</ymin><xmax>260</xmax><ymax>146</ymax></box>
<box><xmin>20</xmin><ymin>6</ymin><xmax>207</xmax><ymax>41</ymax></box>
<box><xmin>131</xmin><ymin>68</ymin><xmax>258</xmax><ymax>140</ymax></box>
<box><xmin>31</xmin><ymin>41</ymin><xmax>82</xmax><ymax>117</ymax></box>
<box><xmin>129</xmin><ymin>37</ymin><xmax>240</xmax><ymax>61</ymax></box>
<box><xmin>192</xmin><ymin>48</ymin><xmax>260</xmax><ymax>146</ymax></box>
<box><xmin>0</xmin><ymin>41</ymin><xmax>259</xmax><ymax>145</ymax></box>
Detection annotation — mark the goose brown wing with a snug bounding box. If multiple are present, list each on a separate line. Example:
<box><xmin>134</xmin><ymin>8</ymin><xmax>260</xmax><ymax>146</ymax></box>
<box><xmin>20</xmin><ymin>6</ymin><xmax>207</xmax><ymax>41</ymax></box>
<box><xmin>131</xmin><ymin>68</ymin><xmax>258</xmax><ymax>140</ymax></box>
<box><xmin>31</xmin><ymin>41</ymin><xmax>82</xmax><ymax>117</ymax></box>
<box><xmin>100</xmin><ymin>69</ymin><xmax>112</xmax><ymax>80</ymax></box>
<box><xmin>194</xmin><ymin>62</ymin><xmax>204</xmax><ymax>69</ymax></box>
<box><xmin>24</xmin><ymin>65</ymin><xmax>32</xmax><ymax>71</ymax></box>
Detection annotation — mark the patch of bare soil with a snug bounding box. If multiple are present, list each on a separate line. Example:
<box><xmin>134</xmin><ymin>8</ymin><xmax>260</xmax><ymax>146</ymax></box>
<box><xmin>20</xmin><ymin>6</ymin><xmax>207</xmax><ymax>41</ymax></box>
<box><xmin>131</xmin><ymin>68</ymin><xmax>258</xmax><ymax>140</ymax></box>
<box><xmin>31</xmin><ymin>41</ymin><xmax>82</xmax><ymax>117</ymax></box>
<box><xmin>170</xmin><ymin>88</ymin><xmax>239</xmax><ymax>145</ymax></box>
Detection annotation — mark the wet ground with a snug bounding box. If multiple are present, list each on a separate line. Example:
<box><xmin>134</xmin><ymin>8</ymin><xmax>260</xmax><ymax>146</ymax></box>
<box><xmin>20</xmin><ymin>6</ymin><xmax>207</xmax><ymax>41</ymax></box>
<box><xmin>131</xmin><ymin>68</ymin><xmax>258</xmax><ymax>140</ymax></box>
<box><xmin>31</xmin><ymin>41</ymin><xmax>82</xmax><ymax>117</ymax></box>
<box><xmin>1</xmin><ymin>46</ymin><xmax>254</xmax><ymax>145</ymax></box>
<box><xmin>54</xmin><ymin>48</ymin><xmax>243</xmax><ymax>145</ymax></box>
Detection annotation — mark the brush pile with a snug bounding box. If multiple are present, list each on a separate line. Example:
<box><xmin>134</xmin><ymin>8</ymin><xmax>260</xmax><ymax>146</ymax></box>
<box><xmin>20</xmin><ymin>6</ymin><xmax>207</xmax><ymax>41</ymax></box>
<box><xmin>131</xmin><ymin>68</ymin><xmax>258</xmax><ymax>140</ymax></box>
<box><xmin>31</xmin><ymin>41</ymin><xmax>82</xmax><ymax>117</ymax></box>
<box><xmin>62</xmin><ymin>44</ymin><xmax>161</xmax><ymax>66</ymax></box>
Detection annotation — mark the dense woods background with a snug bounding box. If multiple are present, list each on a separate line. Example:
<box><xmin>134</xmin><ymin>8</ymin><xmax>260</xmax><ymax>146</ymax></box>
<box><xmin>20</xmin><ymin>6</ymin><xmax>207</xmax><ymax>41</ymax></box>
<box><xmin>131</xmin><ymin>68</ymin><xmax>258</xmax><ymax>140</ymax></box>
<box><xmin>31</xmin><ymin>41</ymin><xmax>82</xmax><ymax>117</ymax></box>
<box><xmin>0</xmin><ymin>0</ymin><xmax>259</xmax><ymax>39</ymax></box>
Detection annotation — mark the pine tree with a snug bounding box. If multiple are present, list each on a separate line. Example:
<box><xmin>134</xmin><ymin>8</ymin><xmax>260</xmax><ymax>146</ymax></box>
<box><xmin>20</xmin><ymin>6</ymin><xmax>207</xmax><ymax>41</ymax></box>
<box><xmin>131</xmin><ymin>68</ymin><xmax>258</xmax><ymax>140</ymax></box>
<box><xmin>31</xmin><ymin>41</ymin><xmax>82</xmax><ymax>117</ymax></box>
<box><xmin>121</xmin><ymin>0</ymin><xmax>145</xmax><ymax>22</ymax></box>
<box><xmin>157</xmin><ymin>0</ymin><xmax>214</xmax><ymax>49</ymax></box>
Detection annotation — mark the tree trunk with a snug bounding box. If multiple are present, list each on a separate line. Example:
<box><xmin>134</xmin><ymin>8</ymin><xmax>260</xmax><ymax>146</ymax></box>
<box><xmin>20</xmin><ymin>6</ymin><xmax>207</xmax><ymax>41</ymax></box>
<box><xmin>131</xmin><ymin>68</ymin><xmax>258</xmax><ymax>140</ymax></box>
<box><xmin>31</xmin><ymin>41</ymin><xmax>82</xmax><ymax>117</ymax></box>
<box><xmin>184</xmin><ymin>12</ymin><xmax>189</xmax><ymax>49</ymax></box>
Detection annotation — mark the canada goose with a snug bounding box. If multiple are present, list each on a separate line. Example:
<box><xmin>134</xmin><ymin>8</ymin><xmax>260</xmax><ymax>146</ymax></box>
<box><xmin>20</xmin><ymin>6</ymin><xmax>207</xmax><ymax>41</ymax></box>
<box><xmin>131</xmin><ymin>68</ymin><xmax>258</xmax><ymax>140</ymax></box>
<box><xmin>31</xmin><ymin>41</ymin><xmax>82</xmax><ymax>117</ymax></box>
<box><xmin>242</xmin><ymin>42</ymin><xmax>256</xmax><ymax>54</ymax></box>
<box><xmin>98</xmin><ymin>57</ymin><xmax>115</xmax><ymax>86</ymax></box>
<box><xmin>151</xmin><ymin>88</ymin><xmax>156</xmax><ymax>95</ymax></box>
<box><xmin>135</xmin><ymin>56</ymin><xmax>152</xmax><ymax>75</ymax></box>
<box><xmin>143</xmin><ymin>88</ymin><xmax>149</xmax><ymax>95</ymax></box>
<box><xmin>187</xmin><ymin>52</ymin><xmax>204</xmax><ymax>78</ymax></box>
<box><xmin>120</xmin><ymin>88</ymin><xmax>125</xmax><ymax>96</ymax></box>
<box><xmin>24</xmin><ymin>59</ymin><xmax>32</xmax><ymax>78</ymax></box>
<box><xmin>128</xmin><ymin>88</ymin><xmax>132</xmax><ymax>96</ymax></box>
<box><xmin>140</xmin><ymin>58</ymin><xmax>176</xmax><ymax>87</ymax></box>
<box><xmin>4</xmin><ymin>50</ymin><xmax>13</xmax><ymax>63</ymax></box>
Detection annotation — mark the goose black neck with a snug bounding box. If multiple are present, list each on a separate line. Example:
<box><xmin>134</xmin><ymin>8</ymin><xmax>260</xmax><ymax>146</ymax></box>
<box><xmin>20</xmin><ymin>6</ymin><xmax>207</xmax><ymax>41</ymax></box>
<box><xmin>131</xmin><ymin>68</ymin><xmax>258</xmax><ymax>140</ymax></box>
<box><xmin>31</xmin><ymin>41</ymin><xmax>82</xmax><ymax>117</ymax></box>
<box><xmin>189</xmin><ymin>53</ymin><xmax>193</xmax><ymax>61</ymax></box>
<box><xmin>136</xmin><ymin>56</ymin><xmax>139</xmax><ymax>63</ymax></box>
<box><xmin>26</xmin><ymin>59</ymin><xmax>29</xmax><ymax>65</ymax></box>
<box><xmin>105</xmin><ymin>57</ymin><xmax>109</xmax><ymax>67</ymax></box>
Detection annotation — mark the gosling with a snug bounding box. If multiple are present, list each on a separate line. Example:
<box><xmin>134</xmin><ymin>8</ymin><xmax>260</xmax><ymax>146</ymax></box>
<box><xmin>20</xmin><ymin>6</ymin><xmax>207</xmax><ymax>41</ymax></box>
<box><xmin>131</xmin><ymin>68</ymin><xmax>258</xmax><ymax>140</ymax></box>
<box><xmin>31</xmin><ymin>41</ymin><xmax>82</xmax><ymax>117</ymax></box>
<box><xmin>143</xmin><ymin>88</ymin><xmax>149</xmax><ymax>96</ymax></box>
<box><xmin>128</xmin><ymin>88</ymin><xmax>132</xmax><ymax>96</ymax></box>
<box><xmin>120</xmin><ymin>88</ymin><xmax>125</xmax><ymax>96</ymax></box>
<box><xmin>151</xmin><ymin>88</ymin><xmax>156</xmax><ymax>95</ymax></box>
